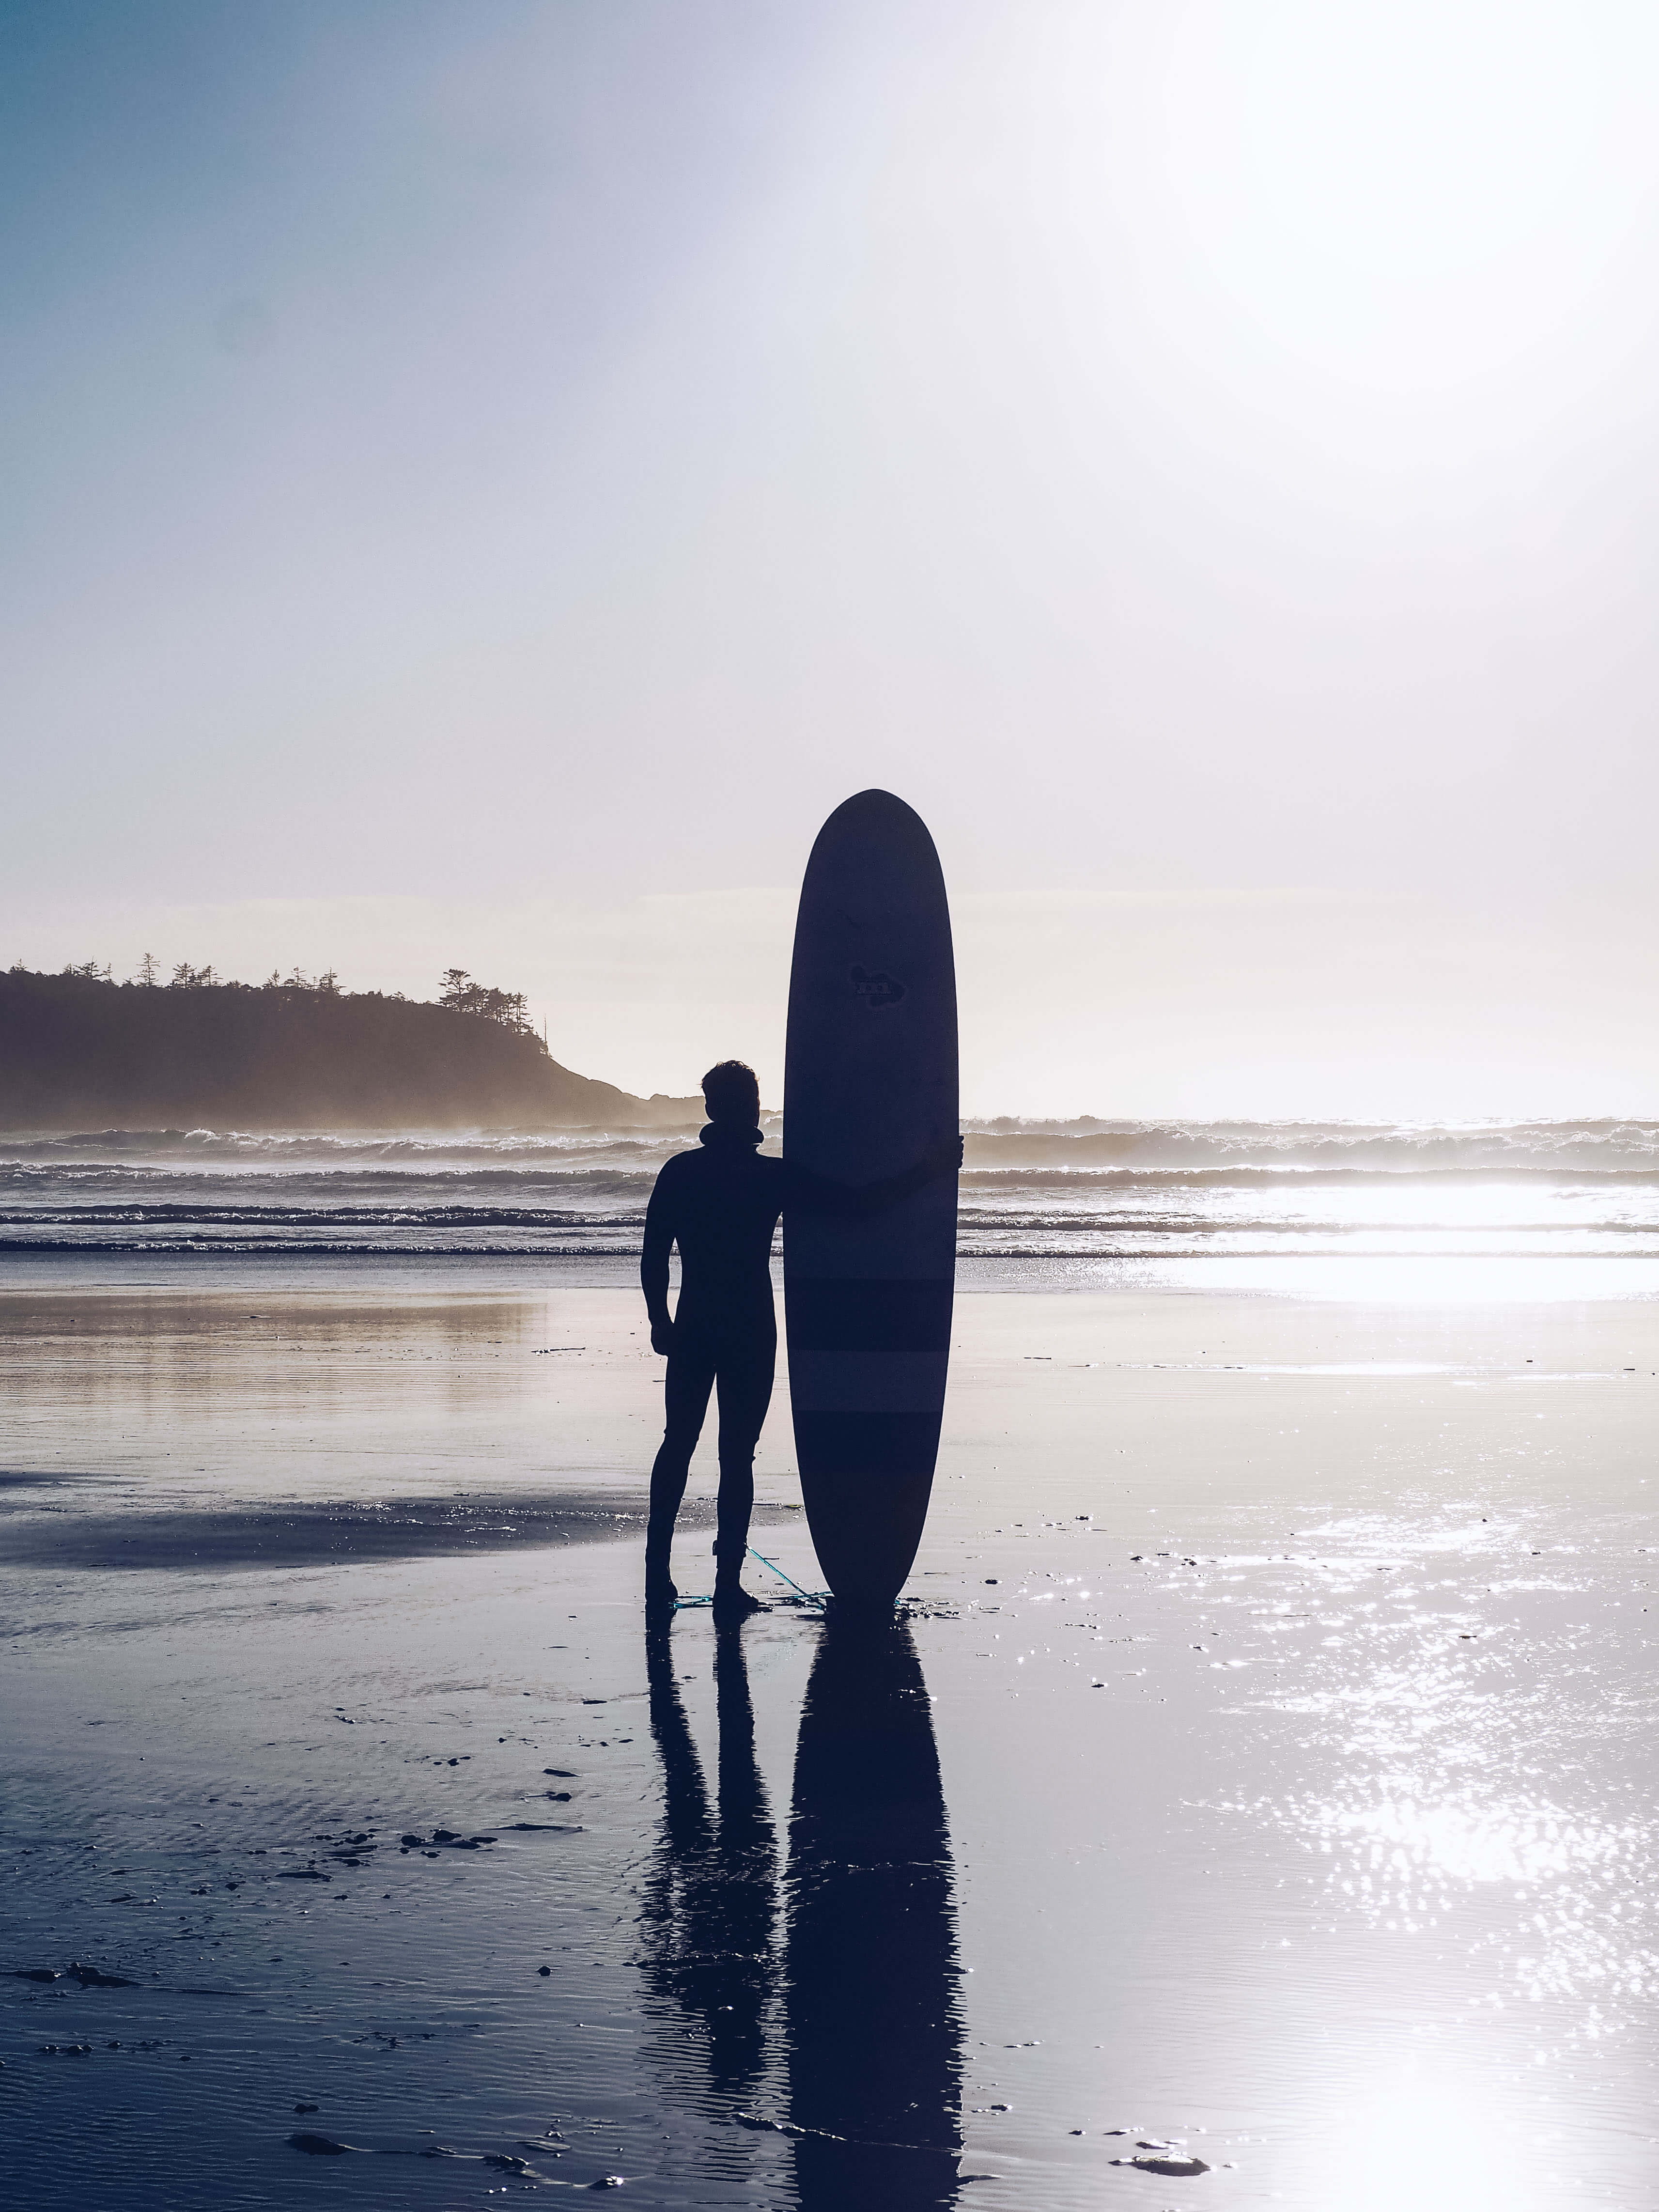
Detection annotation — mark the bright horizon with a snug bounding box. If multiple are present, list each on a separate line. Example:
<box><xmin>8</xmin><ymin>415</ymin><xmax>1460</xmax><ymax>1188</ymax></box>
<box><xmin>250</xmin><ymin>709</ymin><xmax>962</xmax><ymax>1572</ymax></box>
<box><xmin>7</xmin><ymin>2</ymin><xmax>1659</xmax><ymax>1120</ymax></box>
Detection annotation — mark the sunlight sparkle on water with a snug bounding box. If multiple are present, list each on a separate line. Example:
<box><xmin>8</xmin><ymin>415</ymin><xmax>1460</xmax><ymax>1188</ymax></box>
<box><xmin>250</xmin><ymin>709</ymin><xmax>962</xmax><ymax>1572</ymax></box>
<box><xmin>1308</xmin><ymin>1789</ymin><xmax>1633</xmax><ymax>1892</ymax></box>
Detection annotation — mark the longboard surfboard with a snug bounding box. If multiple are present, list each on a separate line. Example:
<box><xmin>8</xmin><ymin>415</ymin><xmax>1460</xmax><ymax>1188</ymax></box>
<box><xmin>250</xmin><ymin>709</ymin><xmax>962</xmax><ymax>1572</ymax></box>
<box><xmin>783</xmin><ymin>790</ymin><xmax>958</xmax><ymax>1607</ymax></box>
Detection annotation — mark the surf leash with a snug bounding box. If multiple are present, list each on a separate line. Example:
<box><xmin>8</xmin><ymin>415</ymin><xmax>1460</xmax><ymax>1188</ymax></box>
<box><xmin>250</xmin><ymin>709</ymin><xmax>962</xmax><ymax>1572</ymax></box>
<box><xmin>747</xmin><ymin>1546</ymin><xmax>830</xmax><ymax>1607</ymax></box>
<box><xmin>668</xmin><ymin>1552</ymin><xmax>830</xmax><ymax>1610</ymax></box>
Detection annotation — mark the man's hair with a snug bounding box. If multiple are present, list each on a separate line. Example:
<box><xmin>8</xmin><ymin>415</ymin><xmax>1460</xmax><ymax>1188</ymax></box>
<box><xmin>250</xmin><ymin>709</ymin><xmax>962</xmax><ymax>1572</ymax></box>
<box><xmin>701</xmin><ymin>1059</ymin><xmax>760</xmax><ymax>1127</ymax></box>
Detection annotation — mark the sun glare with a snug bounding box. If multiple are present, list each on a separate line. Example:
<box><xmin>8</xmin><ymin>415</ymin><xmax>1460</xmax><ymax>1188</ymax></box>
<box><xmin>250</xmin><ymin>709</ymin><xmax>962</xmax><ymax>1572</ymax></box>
<box><xmin>1154</xmin><ymin>0</ymin><xmax>1656</xmax><ymax>389</ymax></box>
<box><xmin>1324</xmin><ymin>2068</ymin><xmax>1536</xmax><ymax>2212</ymax></box>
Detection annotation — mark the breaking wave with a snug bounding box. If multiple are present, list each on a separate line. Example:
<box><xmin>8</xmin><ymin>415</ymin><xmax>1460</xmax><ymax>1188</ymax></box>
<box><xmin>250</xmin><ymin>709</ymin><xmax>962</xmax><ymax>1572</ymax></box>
<box><xmin>3</xmin><ymin>1119</ymin><xmax>1659</xmax><ymax>1258</ymax></box>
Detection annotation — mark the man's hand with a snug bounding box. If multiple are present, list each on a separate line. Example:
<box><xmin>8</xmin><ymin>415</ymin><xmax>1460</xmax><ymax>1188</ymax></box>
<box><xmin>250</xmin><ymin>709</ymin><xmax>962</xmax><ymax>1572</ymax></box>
<box><xmin>924</xmin><ymin>1130</ymin><xmax>964</xmax><ymax>1178</ymax></box>
<box><xmin>650</xmin><ymin>1317</ymin><xmax>675</xmax><ymax>1357</ymax></box>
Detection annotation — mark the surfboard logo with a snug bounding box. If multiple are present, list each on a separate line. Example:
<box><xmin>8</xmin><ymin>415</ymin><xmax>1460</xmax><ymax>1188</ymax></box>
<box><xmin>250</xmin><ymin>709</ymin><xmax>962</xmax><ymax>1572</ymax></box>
<box><xmin>848</xmin><ymin>963</ymin><xmax>906</xmax><ymax>1009</ymax></box>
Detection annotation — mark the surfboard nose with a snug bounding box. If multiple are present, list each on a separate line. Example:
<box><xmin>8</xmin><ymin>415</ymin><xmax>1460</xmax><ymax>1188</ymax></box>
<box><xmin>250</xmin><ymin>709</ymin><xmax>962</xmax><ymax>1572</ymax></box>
<box><xmin>806</xmin><ymin>790</ymin><xmax>949</xmax><ymax>904</ymax></box>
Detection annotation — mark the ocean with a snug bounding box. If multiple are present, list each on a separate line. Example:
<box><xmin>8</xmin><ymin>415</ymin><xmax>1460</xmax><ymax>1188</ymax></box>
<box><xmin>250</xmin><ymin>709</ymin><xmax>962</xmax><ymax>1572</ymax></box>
<box><xmin>4</xmin><ymin>1116</ymin><xmax>1659</xmax><ymax>1265</ymax></box>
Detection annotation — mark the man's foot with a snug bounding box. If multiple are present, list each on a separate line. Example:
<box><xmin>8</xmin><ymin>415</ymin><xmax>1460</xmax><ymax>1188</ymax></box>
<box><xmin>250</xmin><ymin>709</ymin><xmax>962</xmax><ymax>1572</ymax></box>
<box><xmin>711</xmin><ymin>1583</ymin><xmax>766</xmax><ymax>1620</ymax></box>
<box><xmin>645</xmin><ymin>1571</ymin><xmax>679</xmax><ymax>1613</ymax></box>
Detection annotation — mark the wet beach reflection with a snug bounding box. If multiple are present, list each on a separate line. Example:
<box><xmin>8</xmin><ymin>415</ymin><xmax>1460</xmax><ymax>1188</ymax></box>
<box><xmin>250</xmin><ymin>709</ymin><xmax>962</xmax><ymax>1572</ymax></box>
<box><xmin>642</xmin><ymin>1612</ymin><xmax>964</xmax><ymax>2210</ymax></box>
<box><xmin>789</xmin><ymin>1615</ymin><xmax>964</xmax><ymax>2209</ymax></box>
<box><xmin>642</xmin><ymin>1620</ymin><xmax>780</xmax><ymax>2112</ymax></box>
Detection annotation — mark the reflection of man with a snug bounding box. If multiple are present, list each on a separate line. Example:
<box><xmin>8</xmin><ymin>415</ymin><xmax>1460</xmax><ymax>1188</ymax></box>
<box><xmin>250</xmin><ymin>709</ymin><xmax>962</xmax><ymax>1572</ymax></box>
<box><xmin>640</xmin><ymin>1620</ymin><xmax>775</xmax><ymax>2098</ymax></box>
<box><xmin>641</xmin><ymin>1059</ymin><xmax>958</xmax><ymax>1615</ymax></box>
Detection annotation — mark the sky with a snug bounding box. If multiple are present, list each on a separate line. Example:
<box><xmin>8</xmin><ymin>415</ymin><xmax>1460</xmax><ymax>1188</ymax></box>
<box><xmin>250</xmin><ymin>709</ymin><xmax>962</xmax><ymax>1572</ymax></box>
<box><xmin>5</xmin><ymin>0</ymin><xmax>1659</xmax><ymax>1118</ymax></box>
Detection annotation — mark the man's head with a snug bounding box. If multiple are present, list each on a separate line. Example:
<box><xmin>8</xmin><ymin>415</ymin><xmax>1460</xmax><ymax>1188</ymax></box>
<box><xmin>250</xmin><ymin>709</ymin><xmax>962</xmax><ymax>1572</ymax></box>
<box><xmin>701</xmin><ymin>1059</ymin><xmax>760</xmax><ymax>1129</ymax></box>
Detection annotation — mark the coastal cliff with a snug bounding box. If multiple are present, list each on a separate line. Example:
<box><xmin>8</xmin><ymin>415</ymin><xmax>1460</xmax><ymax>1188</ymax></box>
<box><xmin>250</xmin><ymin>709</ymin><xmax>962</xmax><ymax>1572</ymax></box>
<box><xmin>0</xmin><ymin>968</ymin><xmax>697</xmax><ymax>1131</ymax></box>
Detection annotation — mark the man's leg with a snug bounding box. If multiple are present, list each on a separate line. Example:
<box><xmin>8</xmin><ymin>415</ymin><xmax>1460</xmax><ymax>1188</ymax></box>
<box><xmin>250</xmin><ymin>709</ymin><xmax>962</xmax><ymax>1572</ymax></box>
<box><xmin>711</xmin><ymin>1335</ymin><xmax>775</xmax><ymax>1610</ymax></box>
<box><xmin>646</xmin><ymin>1339</ymin><xmax>716</xmax><ymax>1604</ymax></box>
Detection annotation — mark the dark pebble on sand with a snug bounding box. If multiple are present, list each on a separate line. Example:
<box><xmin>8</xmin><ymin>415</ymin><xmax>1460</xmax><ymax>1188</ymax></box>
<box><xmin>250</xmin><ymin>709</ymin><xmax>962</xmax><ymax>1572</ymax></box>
<box><xmin>51</xmin><ymin>1962</ymin><xmax>136</xmax><ymax>1989</ymax></box>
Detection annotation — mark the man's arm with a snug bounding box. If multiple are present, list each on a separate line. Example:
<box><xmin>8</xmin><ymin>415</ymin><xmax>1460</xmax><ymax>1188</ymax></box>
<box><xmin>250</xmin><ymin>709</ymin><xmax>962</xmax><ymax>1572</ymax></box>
<box><xmin>785</xmin><ymin>1131</ymin><xmax>962</xmax><ymax>1218</ymax></box>
<box><xmin>640</xmin><ymin>1169</ymin><xmax>677</xmax><ymax>1354</ymax></box>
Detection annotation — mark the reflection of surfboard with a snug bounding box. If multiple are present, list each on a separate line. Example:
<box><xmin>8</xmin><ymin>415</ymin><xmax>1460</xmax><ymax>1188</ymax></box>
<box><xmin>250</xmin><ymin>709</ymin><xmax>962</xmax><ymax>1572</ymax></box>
<box><xmin>787</xmin><ymin>1616</ymin><xmax>963</xmax><ymax>2201</ymax></box>
<box><xmin>783</xmin><ymin>790</ymin><xmax>958</xmax><ymax>1607</ymax></box>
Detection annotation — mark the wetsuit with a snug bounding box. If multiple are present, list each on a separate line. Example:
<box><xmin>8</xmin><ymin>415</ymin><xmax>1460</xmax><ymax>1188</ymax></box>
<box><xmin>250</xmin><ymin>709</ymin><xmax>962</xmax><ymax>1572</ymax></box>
<box><xmin>640</xmin><ymin>1124</ymin><xmax>935</xmax><ymax>1589</ymax></box>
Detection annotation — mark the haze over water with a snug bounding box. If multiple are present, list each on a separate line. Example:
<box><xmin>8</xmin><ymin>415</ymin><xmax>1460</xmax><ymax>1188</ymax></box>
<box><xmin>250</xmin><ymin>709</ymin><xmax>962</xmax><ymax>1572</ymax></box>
<box><xmin>6</xmin><ymin>1119</ymin><xmax>1659</xmax><ymax>1284</ymax></box>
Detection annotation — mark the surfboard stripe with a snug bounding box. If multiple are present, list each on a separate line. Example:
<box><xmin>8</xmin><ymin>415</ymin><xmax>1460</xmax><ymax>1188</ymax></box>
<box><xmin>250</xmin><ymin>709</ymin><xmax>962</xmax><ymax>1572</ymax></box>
<box><xmin>789</xmin><ymin>1349</ymin><xmax>949</xmax><ymax>1414</ymax></box>
<box><xmin>785</xmin><ymin>1277</ymin><xmax>954</xmax><ymax>1353</ymax></box>
<box><xmin>792</xmin><ymin>1410</ymin><xmax>944</xmax><ymax>1478</ymax></box>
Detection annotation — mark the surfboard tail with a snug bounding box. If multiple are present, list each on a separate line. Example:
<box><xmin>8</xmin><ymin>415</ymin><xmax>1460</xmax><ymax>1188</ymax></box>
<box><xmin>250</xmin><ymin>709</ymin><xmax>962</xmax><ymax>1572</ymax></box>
<box><xmin>798</xmin><ymin>1468</ymin><xmax>936</xmax><ymax>1609</ymax></box>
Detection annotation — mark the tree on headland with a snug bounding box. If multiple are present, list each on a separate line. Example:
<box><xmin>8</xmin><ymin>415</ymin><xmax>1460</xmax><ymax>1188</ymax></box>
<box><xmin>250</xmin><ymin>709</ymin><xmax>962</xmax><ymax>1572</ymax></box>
<box><xmin>438</xmin><ymin>968</ymin><xmax>534</xmax><ymax>1035</ymax></box>
<box><xmin>0</xmin><ymin>960</ymin><xmax>693</xmax><ymax>1128</ymax></box>
<box><xmin>17</xmin><ymin>955</ymin><xmax>536</xmax><ymax>1035</ymax></box>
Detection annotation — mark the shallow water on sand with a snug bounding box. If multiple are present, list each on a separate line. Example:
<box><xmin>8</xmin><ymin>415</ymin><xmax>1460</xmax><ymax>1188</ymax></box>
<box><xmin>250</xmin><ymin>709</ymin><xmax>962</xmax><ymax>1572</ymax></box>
<box><xmin>2</xmin><ymin>1270</ymin><xmax>1657</xmax><ymax>2208</ymax></box>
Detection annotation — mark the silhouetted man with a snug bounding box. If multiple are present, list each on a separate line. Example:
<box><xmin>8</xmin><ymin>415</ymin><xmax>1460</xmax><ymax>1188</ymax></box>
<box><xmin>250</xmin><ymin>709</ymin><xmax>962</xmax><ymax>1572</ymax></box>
<box><xmin>642</xmin><ymin>1059</ymin><xmax>957</xmax><ymax>1616</ymax></box>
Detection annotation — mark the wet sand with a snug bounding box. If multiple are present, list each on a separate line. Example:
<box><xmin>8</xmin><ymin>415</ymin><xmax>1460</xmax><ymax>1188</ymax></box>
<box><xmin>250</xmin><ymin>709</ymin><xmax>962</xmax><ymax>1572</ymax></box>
<box><xmin>3</xmin><ymin>1270</ymin><xmax>1657</xmax><ymax>2209</ymax></box>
